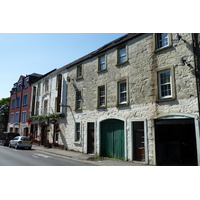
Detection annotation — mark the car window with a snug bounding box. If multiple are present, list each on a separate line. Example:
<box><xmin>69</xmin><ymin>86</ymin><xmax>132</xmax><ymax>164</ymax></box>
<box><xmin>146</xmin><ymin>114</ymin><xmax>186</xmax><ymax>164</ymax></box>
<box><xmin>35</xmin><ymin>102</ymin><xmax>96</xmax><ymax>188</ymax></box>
<box><xmin>21</xmin><ymin>137</ymin><xmax>31</xmax><ymax>141</ymax></box>
<box><xmin>13</xmin><ymin>136</ymin><xmax>19</xmax><ymax>140</ymax></box>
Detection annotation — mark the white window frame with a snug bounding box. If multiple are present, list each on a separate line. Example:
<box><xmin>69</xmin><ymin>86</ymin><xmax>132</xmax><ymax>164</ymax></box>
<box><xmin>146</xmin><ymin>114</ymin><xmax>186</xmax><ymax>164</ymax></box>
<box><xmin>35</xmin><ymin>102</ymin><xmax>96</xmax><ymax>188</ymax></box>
<box><xmin>158</xmin><ymin>69</ymin><xmax>172</xmax><ymax>99</ymax></box>
<box><xmin>98</xmin><ymin>55</ymin><xmax>106</xmax><ymax>71</ymax></box>
<box><xmin>98</xmin><ymin>85</ymin><xmax>106</xmax><ymax>108</ymax></box>
<box><xmin>118</xmin><ymin>80</ymin><xmax>127</xmax><ymax>105</ymax></box>
<box><xmin>155</xmin><ymin>33</ymin><xmax>169</xmax><ymax>50</ymax></box>
<box><xmin>117</xmin><ymin>46</ymin><xmax>128</xmax><ymax>64</ymax></box>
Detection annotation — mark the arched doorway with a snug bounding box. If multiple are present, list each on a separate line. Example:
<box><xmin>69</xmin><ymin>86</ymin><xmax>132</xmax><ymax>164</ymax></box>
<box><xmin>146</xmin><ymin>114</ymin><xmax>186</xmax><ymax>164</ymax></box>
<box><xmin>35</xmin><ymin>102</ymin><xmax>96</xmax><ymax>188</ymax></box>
<box><xmin>100</xmin><ymin>119</ymin><xmax>125</xmax><ymax>160</ymax></box>
<box><xmin>155</xmin><ymin>116</ymin><xmax>198</xmax><ymax>166</ymax></box>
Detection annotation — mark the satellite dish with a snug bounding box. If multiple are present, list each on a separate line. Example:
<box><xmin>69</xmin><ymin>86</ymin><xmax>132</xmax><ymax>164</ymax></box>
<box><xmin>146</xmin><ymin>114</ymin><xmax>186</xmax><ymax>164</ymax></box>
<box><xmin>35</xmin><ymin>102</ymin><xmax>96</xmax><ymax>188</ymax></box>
<box><xmin>67</xmin><ymin>76</ymin><xmax>71</xmax><ymax>82</ymax></box>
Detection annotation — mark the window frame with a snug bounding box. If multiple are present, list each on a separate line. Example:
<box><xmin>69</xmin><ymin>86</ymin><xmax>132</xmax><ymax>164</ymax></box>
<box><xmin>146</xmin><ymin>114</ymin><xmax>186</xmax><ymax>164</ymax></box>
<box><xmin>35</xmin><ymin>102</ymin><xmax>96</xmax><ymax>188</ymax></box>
<box><xmin>24</xmin><ymin>77</ymin><xmax>29</xmax><ymax>88</ymax></box>
<box><xmin>22</xmin><ymin>93</ymin><xmax>28</xmax><ymax>106</ymax></box>
<box><xmin>74</xmin><ymin>122</ymin><xmax>81</xmax><ymax>143</ymax></box>
<box><xmin>10</xmin><ymin>113</ymin><xmax>14</xmax><ymax>123</ymax></box>
<box><xmin>43</xmin><ymin>100</ymin><xmax>48</xmax><ymax>114</ymax></box>
<box><xmin>157</xmin><ymin>66</ymin><xmax>175</xmax><ymax>101</ymax></box>
<box><xmin>75</xmin><ymin>90</ymin><xmax>82</xmax><ymax>111</ymax></box>
<box><xmin>97</xmin><ymin>85</ymin><xmax>106</xmax><ymax>108</ymax></box>
<box><xmin>21</xmin><ymin>111</ymin><xmax>27</xmax><ymax>123</ymax></box>
<box><xmin>155</xmin><ymin>33</ymin><xmax>172</xmax><ymax>51</ymax></box>
<box><xmin>76</xmin><ymin>64</ymin><xmax>83</xmax><ymax>80</ymax></box>
<box><xmin>16</xmin><ymin>96</ymin><xmax>20</xmax><ymax>108</ymax></box>
<box><xmin>11</xmin><ymin>98</ymin><xmax>15</xmax><ymax>109</ymax></box>
<box><xmin>15</xmin><ymin>112</ymin><xmax>19</xmax><ymax>123</ymax></box>
<box><xmin>98</xmin><ymin>55</ymin><xmax>106</xmax><ymax>72</ymax></box>
<box><xmin>18</xmin><ymin>80</ymin><xmax>22</xmax><ymax>91</ymax></box>
<box><xmin>117</xmin><ymin>79</ymin><xmax>129</xmax><ymax>106</ymax></box>
<box><xmin>117</xmin><ymin>45</ymin><xmax>128</xmax><ymax>65</ymax></box>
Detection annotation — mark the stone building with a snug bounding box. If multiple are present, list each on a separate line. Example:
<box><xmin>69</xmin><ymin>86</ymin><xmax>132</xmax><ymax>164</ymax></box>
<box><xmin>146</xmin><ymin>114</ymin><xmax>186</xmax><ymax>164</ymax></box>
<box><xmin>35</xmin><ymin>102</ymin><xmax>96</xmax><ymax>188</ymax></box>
<box><xmin>30</xmin><ymin>33</ymin><xmax>200</xmax><ymax>166</ymax></box>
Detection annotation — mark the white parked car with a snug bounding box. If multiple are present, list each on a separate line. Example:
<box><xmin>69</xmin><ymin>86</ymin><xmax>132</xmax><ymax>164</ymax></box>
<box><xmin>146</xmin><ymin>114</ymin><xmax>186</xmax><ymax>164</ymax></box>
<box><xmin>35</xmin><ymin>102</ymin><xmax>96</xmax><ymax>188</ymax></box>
<box><xmin>9</xmin><ymin>136</ymin><xmax>32</xmax><ymax>150</ymax></box>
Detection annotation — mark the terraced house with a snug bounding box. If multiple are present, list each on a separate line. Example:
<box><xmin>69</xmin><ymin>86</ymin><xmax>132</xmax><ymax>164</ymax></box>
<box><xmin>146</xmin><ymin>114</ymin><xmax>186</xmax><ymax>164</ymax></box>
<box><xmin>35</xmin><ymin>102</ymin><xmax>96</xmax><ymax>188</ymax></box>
<box><xmin>30</xmin><ymin>33</ymin><xmax>200</xmax><ymax>166</ymax></box>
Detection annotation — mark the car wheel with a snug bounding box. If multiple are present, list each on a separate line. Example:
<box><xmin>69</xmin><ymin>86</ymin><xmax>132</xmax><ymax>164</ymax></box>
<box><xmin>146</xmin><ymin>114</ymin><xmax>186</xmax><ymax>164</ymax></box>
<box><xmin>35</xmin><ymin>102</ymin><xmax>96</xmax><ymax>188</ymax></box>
<box><xmin>15</xmin><ymin>144</ymin><xmax>18</xmax><ymax>149</ymax></box>
<box><xmin>28</xmin><ymin>147</ymin><xmax>32</xmax><ymax>150</ymax></box>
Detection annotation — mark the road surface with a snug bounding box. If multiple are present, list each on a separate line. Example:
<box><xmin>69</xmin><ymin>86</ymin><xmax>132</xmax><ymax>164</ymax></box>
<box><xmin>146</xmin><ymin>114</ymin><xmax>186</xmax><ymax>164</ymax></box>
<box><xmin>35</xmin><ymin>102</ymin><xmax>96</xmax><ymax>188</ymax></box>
<box><xmin>0</xmin><ymin>145</ymin><xmax>97</xmax><ymax>166</ymax></box>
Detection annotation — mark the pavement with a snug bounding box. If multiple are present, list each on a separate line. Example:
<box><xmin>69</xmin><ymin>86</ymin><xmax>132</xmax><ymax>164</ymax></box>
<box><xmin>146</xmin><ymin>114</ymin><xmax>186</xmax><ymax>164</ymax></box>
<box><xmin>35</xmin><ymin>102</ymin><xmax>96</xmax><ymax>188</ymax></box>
<box><xmin>32</xmin><ymin>144</ymin><xmax>148</xmax><ymax>166</ymax></box>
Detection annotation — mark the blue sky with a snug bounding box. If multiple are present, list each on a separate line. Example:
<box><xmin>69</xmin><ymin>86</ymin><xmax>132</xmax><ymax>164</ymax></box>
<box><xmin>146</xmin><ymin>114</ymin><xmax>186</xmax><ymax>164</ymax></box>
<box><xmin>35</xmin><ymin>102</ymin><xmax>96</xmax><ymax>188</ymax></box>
<box><xmin>0</xmin><ymin>33</ymin><xmax>126</xmax><ymax>99</ymax></box>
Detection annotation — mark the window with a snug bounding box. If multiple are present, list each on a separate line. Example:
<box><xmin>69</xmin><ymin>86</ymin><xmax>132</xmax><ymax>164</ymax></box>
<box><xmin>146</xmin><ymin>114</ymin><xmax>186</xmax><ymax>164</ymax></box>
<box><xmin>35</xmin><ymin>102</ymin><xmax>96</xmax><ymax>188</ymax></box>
<box><xmin>158</xmin><ymin>70</ymin><xmax>172</xmax><ymax>99</ymax></box>
<box><xmin>10</xmin><ymin>113</ymin><xmax>14</xmax><ymax>123</ymax></box>
<box><xmin>12</xmin><ymin>98</ymin><xmax>15</xmax><ymax>109</ymax></box>
<box><xmin>18</xmin><ymin>81</ymin><xmax>22</xmax><ymax>91</ymax></box>
<box><xmin>75</xmin><ymin>122</ymin><xmax>81</xmax><ymax>142</ymax></box>
<box><xmin>44</xmin><ymin>79</ymin><xmax>49</xmax><ymax>93</ymax></box>
<box><xmin>16</xmin><ymin>96</ymin><xmax>20</xmax><ymax>107</ymax></box>
<box><xmin>21</xmin><ymin>111</ymin><xmax>26</xmax><ymax>123</ymax></box>
<box><xmin>76</xmin><ymin>65</ymin><xmax>83</xmax><ymax>79</ymax></box>
<box><xmin>23</xmin><ymin>94</ymin><xmax>28</xmax><ymax>106</ymax></box>
<box><xmin>98</xmin><ymin>55</ymin><xmax>106</xmax><ymax>71</ymax></box>
<box><xmin>35</xmin><ymin>101</ymin><xmax>40</xmax><ymax>115</ymax></box>
<box><xmin>24</xmin><ymin>77</ymin><xmax>29</xmax><ymax>88</ymax></box>
<box><xmin>117</xmin><ymin>46</ymin><xmax>127</xmax><ymax>64</ymax></box>
<box><xmin>75</xmin><ymin>91</ymin><xmax>82</xmax><ymax>110</ymax></box>
<box><xmin>43</xmin><ymin>100</ymin><xmax>48</xmax><ymax>114</ymax></box>
<box><xmin>118</xmin><ymin>80</ymin><xmax>127</xmax><ymax>105</ymax></box>
<box><xmin>155</xmin><ymin>33</ymin><xmax>169</xmax><ymax>50</ymax></box>
<box><xmin>15</xmin><ymin>112</ymin><xmax>19</xmax><ymax>123</ymax></box>
<box><xmin>37</xmin><ymin>84</ymin><xmax>41</xmax><ymax>95</ymax></box>
<box><xmin>98</xmin><ymin>85</ymin><xmax>106</xmax><ymax>107</ymax></box>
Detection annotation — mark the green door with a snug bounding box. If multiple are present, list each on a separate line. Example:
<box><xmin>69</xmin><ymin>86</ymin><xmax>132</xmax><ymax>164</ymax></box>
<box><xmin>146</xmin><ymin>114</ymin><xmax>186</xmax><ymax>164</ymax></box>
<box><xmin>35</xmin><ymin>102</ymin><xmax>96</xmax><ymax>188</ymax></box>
<box><xmin>101</xmin><ymin>119</ymin><xmax>125</xmax><ymax>160</ymax></box>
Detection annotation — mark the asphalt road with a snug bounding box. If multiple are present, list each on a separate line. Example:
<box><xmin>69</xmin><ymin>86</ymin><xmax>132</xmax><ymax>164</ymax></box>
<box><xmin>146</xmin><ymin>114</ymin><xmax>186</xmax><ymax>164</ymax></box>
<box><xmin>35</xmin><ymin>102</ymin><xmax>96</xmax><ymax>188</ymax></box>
<box><xmin>0</xmin><ymin>145</ymin><xmax>97</xmax><ymax>166</ymax></box>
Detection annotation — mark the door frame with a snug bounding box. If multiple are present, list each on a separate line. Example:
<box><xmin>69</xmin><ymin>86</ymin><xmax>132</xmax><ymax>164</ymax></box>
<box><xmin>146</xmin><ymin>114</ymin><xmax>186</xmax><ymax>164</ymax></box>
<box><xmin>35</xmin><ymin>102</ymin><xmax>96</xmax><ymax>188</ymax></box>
<box><xmin>97</xmin><ymin>116</ymin><xmax>127</xmax><ymax>160</ymax></box>
<box><xmin>130</xmin><ymin>119</ymin><xmax>148</xmax><ymax>164</ymax></box>
<box><xmin>86</xmin><ymin>121</ymin><xmax>96</xmax><ymax>154</ymax></box>
<box><xmin>154</xmin><ymin>113</ymin><xmax>200</xmax><ymax>166</ymax></box>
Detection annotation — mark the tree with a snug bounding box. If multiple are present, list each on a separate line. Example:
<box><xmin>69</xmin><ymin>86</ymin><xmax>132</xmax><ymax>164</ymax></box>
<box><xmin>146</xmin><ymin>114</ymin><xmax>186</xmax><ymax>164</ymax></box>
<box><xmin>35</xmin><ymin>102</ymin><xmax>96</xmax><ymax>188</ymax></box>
<box><xmin>0</xmin><ymin>97</ymin><xmax>10</xmax><ymax>132</ymax></box>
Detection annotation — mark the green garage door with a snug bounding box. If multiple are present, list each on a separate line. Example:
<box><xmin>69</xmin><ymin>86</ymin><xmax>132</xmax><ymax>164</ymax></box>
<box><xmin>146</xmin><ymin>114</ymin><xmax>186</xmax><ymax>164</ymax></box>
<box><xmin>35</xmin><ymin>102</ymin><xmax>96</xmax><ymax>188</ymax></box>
<box><xmin>100</xmin><ymin>119</ymin><xmax>125</xmax><ymax>160</ymax></box>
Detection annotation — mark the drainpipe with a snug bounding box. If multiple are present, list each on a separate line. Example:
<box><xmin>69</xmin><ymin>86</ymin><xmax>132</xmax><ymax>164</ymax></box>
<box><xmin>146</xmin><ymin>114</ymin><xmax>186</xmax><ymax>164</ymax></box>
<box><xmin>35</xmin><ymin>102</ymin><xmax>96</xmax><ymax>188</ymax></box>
<box><xmin>192</xmin><ymin>33</ymin><xmax>200</xmax><ymax>117</ymax></box>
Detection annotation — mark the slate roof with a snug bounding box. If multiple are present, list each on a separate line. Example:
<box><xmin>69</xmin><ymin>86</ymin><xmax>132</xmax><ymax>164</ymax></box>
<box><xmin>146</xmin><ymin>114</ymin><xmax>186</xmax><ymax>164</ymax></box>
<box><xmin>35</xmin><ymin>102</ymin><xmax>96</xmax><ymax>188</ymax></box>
<box><xmin>63</xmin><ymin>33</ymin><xmax>143</xmax><ymax>69</ymax></box>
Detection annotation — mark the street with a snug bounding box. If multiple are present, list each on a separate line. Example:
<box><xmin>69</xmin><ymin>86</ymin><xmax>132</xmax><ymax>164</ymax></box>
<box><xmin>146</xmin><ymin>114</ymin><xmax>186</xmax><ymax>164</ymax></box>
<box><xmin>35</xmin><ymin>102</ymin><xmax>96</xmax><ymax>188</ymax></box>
<box><xmin>0</xmin><ymin>145</ymin><xmax>97</xmax><ymax>166</ymax></box>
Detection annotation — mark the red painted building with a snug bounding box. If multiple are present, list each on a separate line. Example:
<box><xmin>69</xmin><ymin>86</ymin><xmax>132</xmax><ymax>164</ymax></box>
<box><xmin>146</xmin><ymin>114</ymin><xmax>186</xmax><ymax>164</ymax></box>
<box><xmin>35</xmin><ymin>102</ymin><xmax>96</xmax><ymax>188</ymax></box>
<box><xmin>7</xmin><ymin>73</ymin><xmax>42</xmax><ymax>135</ymax></box>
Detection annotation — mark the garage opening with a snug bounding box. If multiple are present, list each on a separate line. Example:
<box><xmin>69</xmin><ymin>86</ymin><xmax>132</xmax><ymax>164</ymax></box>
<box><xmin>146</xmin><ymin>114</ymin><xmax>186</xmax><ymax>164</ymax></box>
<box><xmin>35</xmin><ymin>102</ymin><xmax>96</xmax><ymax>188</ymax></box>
<box><xmin>155</xmin><ymin>118</ymin><xmax>198</xmax><ymax>166</ymax></box>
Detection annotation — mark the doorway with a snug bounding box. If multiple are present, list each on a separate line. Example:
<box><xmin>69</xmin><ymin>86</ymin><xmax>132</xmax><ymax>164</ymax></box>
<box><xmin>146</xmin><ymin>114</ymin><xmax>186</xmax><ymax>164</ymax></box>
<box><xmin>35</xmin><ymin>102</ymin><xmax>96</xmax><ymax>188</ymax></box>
<box><xmin>100</xmin><ymin>119</ymin><xmax>125</xmax><ymax>160</ymax></box>
<box><xmin>87</xmin><ymin>123</ymin><xmax>94</xmax><ymax>154</ymax></box>
<box><xmin>155</xmin><ymin>118</ymin><xmax>198</xmax><ymax>166</ymax></box>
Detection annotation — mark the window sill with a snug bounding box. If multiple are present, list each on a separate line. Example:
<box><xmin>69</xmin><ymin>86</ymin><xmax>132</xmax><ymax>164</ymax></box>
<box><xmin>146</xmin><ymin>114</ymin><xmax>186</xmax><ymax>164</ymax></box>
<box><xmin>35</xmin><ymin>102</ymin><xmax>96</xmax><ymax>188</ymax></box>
<box><xmin>155</xmin><ymin>44</ymin><xmax>172</xmax><ymax>53</ymax></box>
<box><xmin>75</xmin><ymin>109</ymin><xmax>82</xmax><ymax>112</ymax></box>
<box><xmin>74</xmin><ymin>141</ymin><xmax>81</xmax><ymax>145</ymax></box>
<box><xmin>76</xmin><ymin>76</ymin><xmax>83</xmax><ymax>81</ymax></box>
<box><xmin>116</xmin><ymin>103</ymin><xmax>129</xmax><ymax>108</ymax></box>
<box><xmin>97</xmin><ymin>69</ymin><xmax>107</xmax><ymax>73</ymax></box>
<box><xmin>116</xmin><ymin>60</ymin><xmax>129</xmax><ymax>67</ymax></box>
<box><xmin>156</xmin><ymin>97</ymin><xmax>175</xmax><ymax>103</ymax></box>
<box><xmin>97</xmin><ymin>106</ymin><xmax>107</xmax><ymax>109</ymax></box>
